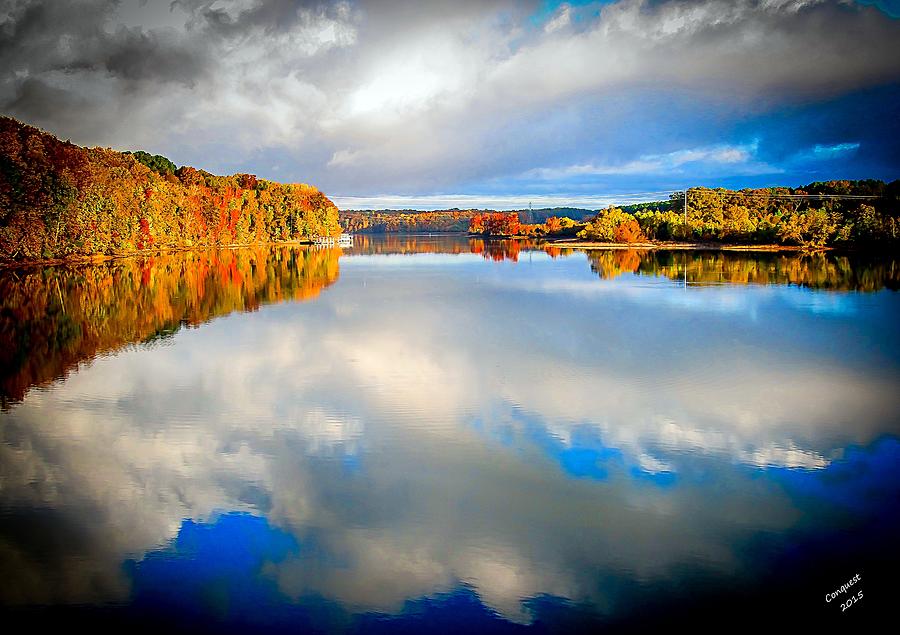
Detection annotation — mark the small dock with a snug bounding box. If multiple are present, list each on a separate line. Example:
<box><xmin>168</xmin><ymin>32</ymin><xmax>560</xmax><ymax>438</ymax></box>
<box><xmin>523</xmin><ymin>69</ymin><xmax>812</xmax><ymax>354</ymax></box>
<box><xmin>314</xmin><ymin>234</ymin><xmax>353</xmax><ymax>247</ymax></box>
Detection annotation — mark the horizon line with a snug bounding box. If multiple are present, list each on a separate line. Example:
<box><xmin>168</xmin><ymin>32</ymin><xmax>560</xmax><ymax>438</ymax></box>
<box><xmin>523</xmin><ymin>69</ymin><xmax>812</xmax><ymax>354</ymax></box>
<box><xmin>331</xmin><ymin>193</ymin><xmax>677</xmax><ymax>211</ymax></box>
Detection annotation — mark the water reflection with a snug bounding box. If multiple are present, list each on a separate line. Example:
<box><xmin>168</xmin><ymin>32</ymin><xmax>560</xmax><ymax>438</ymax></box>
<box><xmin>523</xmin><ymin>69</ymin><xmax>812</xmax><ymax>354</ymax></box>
<box><xmin>350</xmin><ymin>234</ymin><xmax>900</xmax><ymax>290</ymax></box>
<box><xmin>1</xmin><ymin>236</ymin><xmax>898</xmax><ymax>631</ymax></box>
<box><xmin>4</xmin><ymin>240</ymin><xmax>896</xmax><ymax>409</ymax></box>
<box><xmin>0</xmin><ymin>246</ymin><xmax>341</xmax><ymax>407</ymax></box>
<box><xmin>586</xmin><ymin>248</ymin><xmax>900</xmax><ymax>290</ymax></box>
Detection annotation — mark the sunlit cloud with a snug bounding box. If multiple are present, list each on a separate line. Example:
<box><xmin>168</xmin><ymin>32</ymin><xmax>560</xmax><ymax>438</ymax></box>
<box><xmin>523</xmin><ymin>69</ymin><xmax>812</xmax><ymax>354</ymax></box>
<box><xmin>813</xmin><ymin>142</ymin><xmax>861</xmax><ymax>157</ymax></box>
<box><xmin>790</xmin><ymin>141</ymin><xmax>862</xmax><ymax>162</ymax></box>
<box><xmin>524</xmin><ymin>142</ymin><xmax>781</xmax><ymax>179</ymax></box>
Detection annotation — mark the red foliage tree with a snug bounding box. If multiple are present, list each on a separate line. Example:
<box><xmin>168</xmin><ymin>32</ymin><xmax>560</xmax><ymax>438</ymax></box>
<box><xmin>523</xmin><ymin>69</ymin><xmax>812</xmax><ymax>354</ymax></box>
<box><xmin>471</xmin><ymin>212</ymin><xmax>521</xmax><ymax>236</ymax></box>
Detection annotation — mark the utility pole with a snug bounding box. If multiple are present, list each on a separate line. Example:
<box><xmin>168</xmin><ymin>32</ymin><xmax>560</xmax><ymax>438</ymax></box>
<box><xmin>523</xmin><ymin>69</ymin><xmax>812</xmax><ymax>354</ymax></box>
<box><xmin>683</xmin><ymin>188</ymin><xmax>689</xmax><ymax>287</ymax></box>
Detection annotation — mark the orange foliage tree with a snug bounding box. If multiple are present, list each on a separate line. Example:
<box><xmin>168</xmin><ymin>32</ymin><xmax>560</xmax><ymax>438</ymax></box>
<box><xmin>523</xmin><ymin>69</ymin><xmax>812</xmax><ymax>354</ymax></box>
<box><xmin>613</xmin><ymin>218</ymin><xmax>646</xmax><ymax>243</ymax></box>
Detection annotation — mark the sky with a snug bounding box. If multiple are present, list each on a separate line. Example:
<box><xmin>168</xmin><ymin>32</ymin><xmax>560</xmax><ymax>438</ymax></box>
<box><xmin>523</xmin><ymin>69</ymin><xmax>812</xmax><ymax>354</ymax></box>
<box><xmin>1</xmin><ymin>0</ymin><xmax>899</xmax><ymax>209</ymax></box>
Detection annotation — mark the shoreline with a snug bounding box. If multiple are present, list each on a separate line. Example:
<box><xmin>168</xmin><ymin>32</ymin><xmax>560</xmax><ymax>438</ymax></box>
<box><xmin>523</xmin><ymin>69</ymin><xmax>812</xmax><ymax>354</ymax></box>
<box><xmin>0</xmin><ymin>239</ymin><xmax>328</xmax><ymax>270</ymax></box>
<box><xmin>475</xmin><ymin>234</ymin><xmax>856</xmax><ymax>253</ymax></box>
<box><xmin>3</xmin><ymin>236</ymin><xmax>895</xmax><ymax>269</ymax></box>
<box><xmin>545</xmin><ymin>240</ymin><xmax>810</xmax><ymax>252</ymax></box>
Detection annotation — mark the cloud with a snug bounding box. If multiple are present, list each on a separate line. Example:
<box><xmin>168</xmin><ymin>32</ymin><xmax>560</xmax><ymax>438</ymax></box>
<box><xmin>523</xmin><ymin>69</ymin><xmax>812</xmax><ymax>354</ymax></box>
<box><xmin>525</xmin><ymin>142</ymin><xmax>781</xmax><ymax>179</ymax></box>
<box><xmin>328</xmin><ymin>147</ymin><xmax>363</xmax><ymax>167</ymax></box>
<box><xmin>543</xmin><ymin>2</ymin><xmax>573</xmax><ymax>33</ymax></box>
<box><xmin>0</xmin><ymin>0</ymin><xmax>898</xmax><ymax>194</ymax></box>
<box><xmin>781</xmin><ymin>140</ymin><xmax>863</xmax><ymax>166</ymax></box>
<box><xmin>485</xmin><ymin>0</ymin><xmax>898</xmax><ymax>103</ymax></box>
<box><xmin>812</xmin><ymin>142</ymin><xmax>861</xmax><ymax>157</ymax></box>
<box><xmin>0</xmin><ymin>0</ymin><xmax>357</xmax><ymax>151</ymax></box>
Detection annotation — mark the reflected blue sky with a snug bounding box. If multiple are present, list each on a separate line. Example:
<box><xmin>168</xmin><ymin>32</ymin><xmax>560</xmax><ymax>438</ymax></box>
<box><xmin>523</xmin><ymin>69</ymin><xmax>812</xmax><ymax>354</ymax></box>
<box><xmin>1</xmin><ymin>242</ymin><xmax>898</xmax><ymax>631</ymax></box>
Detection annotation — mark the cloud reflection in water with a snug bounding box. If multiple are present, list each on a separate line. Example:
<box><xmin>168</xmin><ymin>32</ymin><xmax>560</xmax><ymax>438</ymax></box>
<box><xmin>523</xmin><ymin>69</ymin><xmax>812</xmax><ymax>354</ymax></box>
<box><xmin>0</xmin><ymin>239</ymin><xmax>898</xmax><ymax>630</ymax></box>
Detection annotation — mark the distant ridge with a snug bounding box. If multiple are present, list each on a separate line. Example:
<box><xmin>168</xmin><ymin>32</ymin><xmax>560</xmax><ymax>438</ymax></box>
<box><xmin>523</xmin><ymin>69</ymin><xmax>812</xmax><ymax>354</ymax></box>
<box><xmin>339</xmin><ymin>206</ymin><xmax>596</xmax><ymax>234</ymax></box>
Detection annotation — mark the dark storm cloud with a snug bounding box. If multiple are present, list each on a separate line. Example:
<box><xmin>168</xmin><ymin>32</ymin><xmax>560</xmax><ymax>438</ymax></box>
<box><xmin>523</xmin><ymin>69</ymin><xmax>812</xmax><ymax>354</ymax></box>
<box><xmin>0</xmin><ymin>0</ymin><xmax>207</xmax><ymax>84</ymax></box>
<box><xmin>0</xmin><ymin>0</ymin><xmax>213</xmax><ymax>139</ymax></box>
<box><xmin>5</xmin><ymin>78</ymin><xmax>91</xmax><ymax>126</ymax></box>
<box><xmin>175</xmin><ymin>0</ymin><xmax>341</xmax><ymax>37</ymax></box>
<box><xmin>0</xmin><ymin>0</ymin><xmax>355</xmax><ymax>149</ymax></box>
<box><xmin>0</xmin><ymin>0</ymin><xmax>115</xmax><ymax>71</ymax></box>
<box><xmin>103</xmin><ymin>26</ymin><xmax>209</xmax><ymax>86</ymax></box>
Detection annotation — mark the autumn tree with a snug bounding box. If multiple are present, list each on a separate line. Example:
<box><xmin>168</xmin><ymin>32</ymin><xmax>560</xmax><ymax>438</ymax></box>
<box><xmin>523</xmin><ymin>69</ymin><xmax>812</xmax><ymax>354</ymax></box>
<box><xmin>777</xmin><ymin>208</ymin><xmax>838</xmax><ymax>249</ymax></box>
<box><xmin>577</xmin><ymin>207</ymin><xmax>643</xmax><ymax>242</ymax></box>
<box><xmin>613</xmin><ymin>218</ymin><xmax>646</xmax><ymax>243</ymax></box>
<box><xmin>469</xmin><ymin>212</ymin><xmax>521</xmax><ymax>236</ymax></box>
<box><xmin>0</xmin><ymin>117</ymin><xmax>343</xmax><ymax>261</ymax></box>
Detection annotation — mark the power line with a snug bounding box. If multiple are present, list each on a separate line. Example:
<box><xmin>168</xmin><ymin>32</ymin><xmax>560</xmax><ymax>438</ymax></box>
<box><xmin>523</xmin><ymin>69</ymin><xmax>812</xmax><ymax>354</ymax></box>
<box><xmin>698</xmin><ymin>192</ymin><xmax>880</xmax><ymax>200</ymax></box>
<box><xmin>605</xmin><ymin>189</ymin><xmax>882</xmax><ymax>203</ymax></box>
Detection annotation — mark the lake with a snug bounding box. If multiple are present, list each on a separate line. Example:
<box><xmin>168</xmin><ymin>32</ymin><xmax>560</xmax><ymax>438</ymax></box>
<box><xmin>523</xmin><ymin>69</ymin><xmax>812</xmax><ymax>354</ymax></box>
<box><xmin>1</xmin><ymin>236</ymin><xmax>898</xmax><ymax>633</ymax></box>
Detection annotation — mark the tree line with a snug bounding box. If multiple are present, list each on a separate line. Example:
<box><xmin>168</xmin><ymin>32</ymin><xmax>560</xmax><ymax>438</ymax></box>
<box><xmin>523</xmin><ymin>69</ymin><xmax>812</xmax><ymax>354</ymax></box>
<box><xmin>578</xmin><ymin>183</ymin><xmax>900</xmax><ymax>248</ymax></box>
<box><xmin>339</xmin><ymin>207</ymin><xmax>594</xmax><ymax>234</ymax></box>
<box><xmin>462</xmin><ymin>183</ymin><xmax>899</xmax><ymax>249</ymax></box>
<box><xmin>0</xmin><ymin>117</ymin><xmax>342</xmax><ymax>261</ymax></box>
<box><xmin>340</xmin><ymin>209</ymin><xmax>474</xmax><ymax>233</ymax></box>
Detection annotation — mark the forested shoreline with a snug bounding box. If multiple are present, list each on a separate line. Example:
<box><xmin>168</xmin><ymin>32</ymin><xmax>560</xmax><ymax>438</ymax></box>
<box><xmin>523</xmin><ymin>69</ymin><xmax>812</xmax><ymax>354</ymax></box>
<box><xmin>3</xmin><ymin>116</ymin><xmax>897</xmax><ymax>261</ymax></box>
<box><xmin>341</xmin><ymin>182</ymin><xmax>899</xmax><ymax>251</ymax></box>
<box><xmin>0</xmin><ymin>117</ymin><xmax>341</xmax><ymax>263</ymax></box>
<box><xmin>465</xmin><ymin>182</ymin><xmax>900</xmax><ymax>250</ymax></box>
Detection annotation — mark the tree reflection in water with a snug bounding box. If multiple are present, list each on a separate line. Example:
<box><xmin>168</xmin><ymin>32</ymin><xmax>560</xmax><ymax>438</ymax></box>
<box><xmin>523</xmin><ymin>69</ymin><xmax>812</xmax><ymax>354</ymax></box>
<box><xmin>0</xmin><ymin>246</ymin><xmax>341</xmax><ymax>408</ymax></box>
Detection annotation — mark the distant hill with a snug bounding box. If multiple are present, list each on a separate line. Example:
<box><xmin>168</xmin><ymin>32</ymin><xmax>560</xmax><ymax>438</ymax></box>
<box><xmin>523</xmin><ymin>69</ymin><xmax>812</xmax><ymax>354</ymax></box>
<box><xmin>339</xmin><ymin>207</ymin><xmax>594</xmax><ymax>233</ymax></box>
<box><xmin>0</xmin><ymin>117</ymin><xmax>341</xmax><ymax>261</ymax></box>
<box><xmin>517</xmin><ymin>207</ymin><xmax>596</xmax><ymax>223</ymax></box>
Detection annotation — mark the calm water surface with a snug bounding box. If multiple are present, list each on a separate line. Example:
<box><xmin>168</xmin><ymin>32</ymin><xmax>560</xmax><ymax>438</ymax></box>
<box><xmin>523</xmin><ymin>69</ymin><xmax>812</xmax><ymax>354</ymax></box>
<box><xmin>1</xmin><ymin>236</ymin><xmax>898</xmax><ymax>632</ymax></box>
